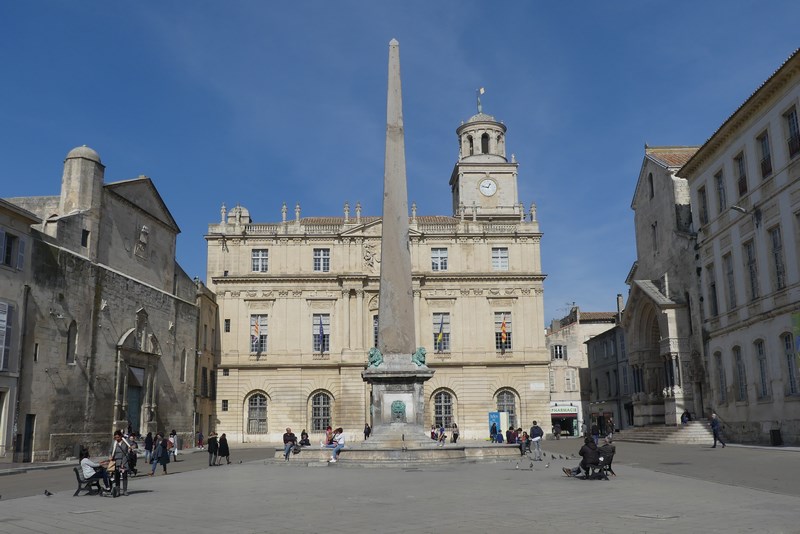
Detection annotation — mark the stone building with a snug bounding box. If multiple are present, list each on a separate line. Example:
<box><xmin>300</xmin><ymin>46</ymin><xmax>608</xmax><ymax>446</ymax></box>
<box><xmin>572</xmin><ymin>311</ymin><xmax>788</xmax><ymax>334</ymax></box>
<box><xmin>680</xmin><ymin>48</ymin><xmax>800</xmax><ymax>445</ymax></box>
<box><xmin>195</xmin><ymin>281</ymin><xmax>219</xmax><ymax>443</ymax></box>
<box><xmin>546</xmin><ymin>306</ymin><xmax>617</xmax><ymax>436</ymax></box>
<box><xmin>4</xmin><ymin>146</ymin><xmax>207</xmax><ymax>460</ymax></box>
<box><xmin>0</xmin><ymin>200</ymin><xmax>39</xmax><ymax>458</ymax></box>
<box><xmin>621</xmin><ymin>146</ymin><xmax>702</xmax><ymax>427</ymax></box>
<box><xmin>208</xmin><ymin>108</ymin><xmax>550</xmax><ymax>444</ymax></box>
<box><xmin>585</xmin><ymin>294</ymin><xmax>631</xmax><ymax>432</ymax></box>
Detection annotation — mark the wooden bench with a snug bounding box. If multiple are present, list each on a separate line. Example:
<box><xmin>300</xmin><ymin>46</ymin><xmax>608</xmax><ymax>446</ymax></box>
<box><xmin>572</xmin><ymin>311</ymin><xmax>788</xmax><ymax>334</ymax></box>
<box><xmin>73</xmin><ymin>466</ymin><xmax>104</xmax><ymax>496</ymax></box>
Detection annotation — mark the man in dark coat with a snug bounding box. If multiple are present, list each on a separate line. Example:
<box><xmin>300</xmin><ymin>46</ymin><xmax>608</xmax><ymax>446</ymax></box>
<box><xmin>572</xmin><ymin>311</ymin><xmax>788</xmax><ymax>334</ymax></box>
<box><xmin>563</xmin><ymin>436</ymin><xmax>600</xmax><ymax>477</ymax></box>
<box><xmin>282</xmin><ymin>428</ymin><xmax>297</xmax><ymax>461</ymax></box>
<box><xmin>529</xmin><ymin>421</ymin><xmax>544</xmax><ymax>461</ymax></box>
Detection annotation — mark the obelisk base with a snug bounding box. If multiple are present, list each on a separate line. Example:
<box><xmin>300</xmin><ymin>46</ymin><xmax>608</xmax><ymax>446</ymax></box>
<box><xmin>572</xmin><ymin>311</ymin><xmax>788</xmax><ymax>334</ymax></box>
<box><xmin>362</xmin><ymin>360</ymin><xmax>434</xmax><ymax>446</ymax></box>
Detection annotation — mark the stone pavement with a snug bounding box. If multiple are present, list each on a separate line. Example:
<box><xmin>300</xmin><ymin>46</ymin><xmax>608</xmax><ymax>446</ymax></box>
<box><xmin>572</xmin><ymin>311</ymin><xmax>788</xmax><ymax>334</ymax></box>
<box><xmin>0</xmin><ymin>440</ymin><xmax>799</xmax><ymax>533</ymax></box>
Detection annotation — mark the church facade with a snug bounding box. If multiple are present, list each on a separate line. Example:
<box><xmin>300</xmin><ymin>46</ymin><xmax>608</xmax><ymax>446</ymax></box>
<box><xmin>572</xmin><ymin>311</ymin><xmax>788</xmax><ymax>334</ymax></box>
<box><xmin>208</xmin><ymin>110</ymin><xmax>550</xmax><ymax>444</ymax></box>
<box><xmin>5</xmin><ymin>147</ymin><xmax>206</xmax><ymax>460</ymax></box>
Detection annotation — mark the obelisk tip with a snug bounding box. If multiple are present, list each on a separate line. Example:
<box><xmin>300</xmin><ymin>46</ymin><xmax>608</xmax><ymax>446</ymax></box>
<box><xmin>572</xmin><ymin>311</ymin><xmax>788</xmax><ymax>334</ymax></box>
<box><xmin>389</xmin><ymin>38</ymin><xmax>399</xmax><ymax>46</ymax></box>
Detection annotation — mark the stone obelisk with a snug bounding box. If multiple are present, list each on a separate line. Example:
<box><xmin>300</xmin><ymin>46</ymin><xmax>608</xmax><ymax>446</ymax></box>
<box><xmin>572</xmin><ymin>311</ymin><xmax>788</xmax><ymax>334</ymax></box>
<box><xmin>362</xmin><ymin>39</ymin><xmax>433</xmax><ymax>442</ymax></box>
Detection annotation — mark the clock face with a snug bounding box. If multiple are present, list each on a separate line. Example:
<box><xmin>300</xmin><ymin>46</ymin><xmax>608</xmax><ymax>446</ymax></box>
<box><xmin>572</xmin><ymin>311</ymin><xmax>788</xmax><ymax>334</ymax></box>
<box><xmin>479</xmin><ymin>178</ymin><xmax>497</xmax><ymax>196</ymax></box>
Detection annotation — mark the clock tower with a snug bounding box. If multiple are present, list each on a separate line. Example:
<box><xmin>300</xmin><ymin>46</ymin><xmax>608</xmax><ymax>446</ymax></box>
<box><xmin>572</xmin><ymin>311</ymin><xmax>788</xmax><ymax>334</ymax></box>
<box><xmin>449</xmin><ymin>108</ymin><xmax>520</xmax><ymax>220</ymax></box>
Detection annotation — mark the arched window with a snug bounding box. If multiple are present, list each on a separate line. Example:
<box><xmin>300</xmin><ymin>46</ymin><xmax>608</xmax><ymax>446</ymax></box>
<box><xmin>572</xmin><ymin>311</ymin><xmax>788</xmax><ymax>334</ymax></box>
<box><xmin>496</xmin><ymin>389</ymin><xmax>517</xmax><ymax>429</ymax></box>
<box><xmin>481</xmin><ymin>133</ymin><xmax>489</xmax><ymax>154</ymax></box>
<box><xmin>311</xmin><ymin>392</ymin><xmax>332</xmax><ymax>431</ymax></box>
<box><xmin>467</xmin><ymin>136</ymin><xmax>474</xmax><ymax>156</ymax></box>
<box><xmin>433</xmin><ymin>390</ymin><xmax>454</xmax><ymax>429</ymax></box>
<box><xmin>648</xmin><ymin>172</ymin><xmax>654</xmax><ymax>198</ymax></box>
<box><xmin>783</xmin><ymin>333</ymin><xmax>799</xmax><ymax>395</ymax></box>
<box><xmin>247</xmin><ymin>393</ymin><xmax>268</xmax><ymax>434</ymax></box>
<box><xmin>66</xmin><ymin>321</ymin><xmax>77</xmax><ymax>364</ymax></box>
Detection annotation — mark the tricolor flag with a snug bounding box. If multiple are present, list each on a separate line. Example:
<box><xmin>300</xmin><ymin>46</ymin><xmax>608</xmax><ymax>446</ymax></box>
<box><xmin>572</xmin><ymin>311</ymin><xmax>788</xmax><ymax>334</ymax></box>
<box><xmin>500</xmin><ymin>314</ymin><xmax>507</xmax><ymax>344</ymax></box>
<box><xmin>436</xmin><ymin>315</ymin><xmax>445</xmax><ymax>352</ymax></box>
<box><xmin>252</xmin><ymin>318</ymin><xmax>260</xmax><ymax>343</ymax></box>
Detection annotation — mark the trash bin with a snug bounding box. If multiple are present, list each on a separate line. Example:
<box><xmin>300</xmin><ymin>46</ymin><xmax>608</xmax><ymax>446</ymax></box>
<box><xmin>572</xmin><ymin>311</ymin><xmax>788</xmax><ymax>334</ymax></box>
<box><xmin>770</xmin><ymin>429</ymin><xmax>783</xmax><ymax>446</ymax></box>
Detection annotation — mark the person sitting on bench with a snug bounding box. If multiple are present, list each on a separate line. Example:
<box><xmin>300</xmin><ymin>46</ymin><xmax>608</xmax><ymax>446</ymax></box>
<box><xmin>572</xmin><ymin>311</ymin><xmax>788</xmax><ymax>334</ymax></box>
<box><xmin>562</xmin><ymin>436</ymin><xmax>600</xmax><ymax>477</ymax></box>
<box><xmin>80</xmin><ymin>449</ymin><xmax>111</xmax><ymax>492</ymax></box>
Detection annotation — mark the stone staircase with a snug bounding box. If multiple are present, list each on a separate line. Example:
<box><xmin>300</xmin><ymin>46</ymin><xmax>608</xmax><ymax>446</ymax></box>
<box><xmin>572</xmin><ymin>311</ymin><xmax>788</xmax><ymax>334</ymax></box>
<box><xmin>613</xmin><ymin>421</ymin><xmax>714</xmax><ymax>444</ymax></box>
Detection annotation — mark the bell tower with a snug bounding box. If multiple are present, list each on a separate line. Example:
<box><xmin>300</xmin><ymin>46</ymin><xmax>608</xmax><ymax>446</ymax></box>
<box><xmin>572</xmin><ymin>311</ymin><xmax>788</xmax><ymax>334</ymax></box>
<box><xmin>449</xmin><ymin>101</ymin><xmax>520</xmax><ymax>220</ymax></box>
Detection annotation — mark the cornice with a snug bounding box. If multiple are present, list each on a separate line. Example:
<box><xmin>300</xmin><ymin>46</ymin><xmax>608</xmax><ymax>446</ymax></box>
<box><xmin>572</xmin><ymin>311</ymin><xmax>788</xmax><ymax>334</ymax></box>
<box><xmin>680</xmin><ymin>50</ymin><xmax>800</xmax><ymax>178</ymax></box>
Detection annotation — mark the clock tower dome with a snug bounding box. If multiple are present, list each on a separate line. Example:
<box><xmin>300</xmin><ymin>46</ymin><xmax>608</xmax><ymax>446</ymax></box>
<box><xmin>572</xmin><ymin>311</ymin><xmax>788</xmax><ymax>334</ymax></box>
<box><xmin>449</xmin><ymin>107</ymin><xmax>520</xmax><ymax>220</ymax></box>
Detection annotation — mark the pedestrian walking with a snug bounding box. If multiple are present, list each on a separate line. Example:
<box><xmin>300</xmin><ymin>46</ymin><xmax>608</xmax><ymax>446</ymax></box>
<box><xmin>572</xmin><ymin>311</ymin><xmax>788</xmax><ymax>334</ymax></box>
<box><xmin>169</xmin><ymin>429</ymin><xmax>179</xmax><ymax>462</ymax></box>
<box><xmin>217</xmin><ymin>433</ymin><xmax>231</xmax><ymax>464</ymax></box>
<box><xmin>207</xmin><ymin>432</ymin><xmax>219</xmax><ymax>465</ymax></box>
<box><xmin>143</xmin><ymin>432</ymin><xmax>154</xmax><ymax>464</ymax></box>
<box><xmin>529</xmin><ymin>420</ymin><xmax>544</xmax><ymax>461</ymax></box>
<box><xmin>710</xmin><ymin>413</ymin><xmax>726</xmax><ymax>448</ymax></box>
<box><xmin>364</xmin><ymin>423</ymin><xmax>371</xmax><ymax>440</ymax></box>
<box><xmin>149</xmin><ymin>432</ymin><xmax>170</xmax><ymax>476</ymax></box>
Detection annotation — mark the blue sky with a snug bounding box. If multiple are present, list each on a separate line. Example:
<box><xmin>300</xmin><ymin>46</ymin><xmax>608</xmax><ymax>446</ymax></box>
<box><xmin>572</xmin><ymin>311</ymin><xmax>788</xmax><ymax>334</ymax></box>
<box><xmin>2</xmin><ymin>2</ymin><xmax>798</xmax><ymax>325</ymax></box>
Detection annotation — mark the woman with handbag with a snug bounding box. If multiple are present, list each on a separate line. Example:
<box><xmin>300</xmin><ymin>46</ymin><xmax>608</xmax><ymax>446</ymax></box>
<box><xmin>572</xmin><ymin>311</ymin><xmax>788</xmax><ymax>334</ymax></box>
<box><xmin>109</xmin><ymin>430</ymin><xmax>132</xmax><ymax>497</ymax></box>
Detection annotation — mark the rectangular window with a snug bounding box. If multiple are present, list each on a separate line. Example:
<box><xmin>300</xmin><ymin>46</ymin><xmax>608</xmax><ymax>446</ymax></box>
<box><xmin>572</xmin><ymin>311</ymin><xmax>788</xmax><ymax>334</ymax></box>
<box><xmin>250</xmin><ymin>314</ymin><xmax>268</xmax><ymax>353</ymax></box>
<box><xmin>224</xmin><ymin>319</ymin><xmax>231</xmax><ymax>333</ymax></box>
<box><xmin>723</xmin><ymin>253</ymin><xmax>737</xmax><ymax>310</ymax></box>
<box><xmin>251</xmin><ymin>249</ymin><xmax>269</xmax><ymax>272</ymax></box>
<box><xmin>0</xmin><ymin>302</ymin><xmax>11</xmax><ymax>371</ymax></box>
<box><xmin>0</xmin><ymin>230</ymin><xmax>24</xmax><ymax>270</ymax></box>
<box><xmin>203</xmin><ymin>324</ymin><xmax>208</xmax><ymax>350</ymax></box>
<box><xmin>786</xmin><ymin>107</ymin><xmax>800</xmax><ymax>157</ymax></box>
<box><xmin>755</xmin><ymin>340</ymin><xmax>769</xmax><ymax>399</ymax></box>
<box><xmin>622</xmin><ymin>365</ymin><xmax>629</xmax><ymax>395</ymax></box>
<box><xmin>33</xmin><ymin>342</ymin><xmax>39</xmax><ymax>363</ymax></box>
<box><xmin>494</xmin><ymin>312</ymin><xmax>512</xmax><ymax>351</ymax></box>
<box><xmin>313</xmin><ymin>248</ymin><xmax>330</xmax><ymax>272</ymax></box>
<box><xmin>201</xmin><ymin>367</ymin><xmax>209</xmax><ymax>397</ymax></box>
<box><xmin>715</xmin><ymin>353</ymin><xmax>727</xmax><ymax>403</ymax></box>
<box><xmin>651</xmin><ymin>222</ymin><xmax>658</xmax><ymax>253</ymax></box>
<box><xmin>431</xmin><ymin>248</ymin><xmax>448</xmax><ymax>271</ymax></box>
<box><xmin>743</xmin><ymin>241</ymin><xmax>759</xmax><ymax>301</ymax></box>
<box><xmin>698</xmin><ymin>186</ymin><xmax>709</xmax><ymax>225</ymax></box>
<box><xmin>706</xmin><ymin>264</ymin><xmax>719</xmax><ymax>317</ymax></box>
<box><xmin>734</xmin><ymin>347</ymin><xmax>747</xmax><ymax>402</ymax></box>
<box><xmin>551</xmin><ymin>345</ymin><xmax>567</xmax><ymax>360</ymax></box>
<box><xmin>715</xmin><ymin>171</ymin><xmax>727</xmax><ymax>213</ymax></box>
<box><xmin>785</xmin><ymin>333</ymin><xmax>799</xmax><ymax>395</ymax></box>
<box><xmin>313</xmin><ymin>313</ymin><xmax>330</xmax><ymax>353</ymax></box>
<box><xmin>565</xmin><ymin>369</ymin><xmax>577</xmax><ymax>392</ymax></box>
<box><xmin>81</xmin><ymin>229</ymin><xmax>90</xmax><ymax>247</ymax></box>
<box><xmin>221</xmin><ymin>400</ymin><xmax>229</xmax><ymax>412</ymax></box>
<box><xmin>222</xmin><ymin>368</ymin><xmax>230</xmax><ymax>376</ymax></box>
<box><xmin>491</xmin><ymin>247</ymin><xmax>509</xmax><ymax>271</ymax></box>
<box><xmin>432</xmin><ymin>312</ymin><xmax>451</xmax><ymax>352</ymax></box>
<box><xmin>734</xmin><ymin>153</ymin><xmax>747</xmax><ymax>197</ymax></box>
<box><xmin>757</xmin><ymin>131</ymin><xmax>772</xmax><ymax>177</ymax></box>
<box><xmin>769</xmin><ymin>226</ymin><xmax>786</xmax><ymax>290</ymax></box>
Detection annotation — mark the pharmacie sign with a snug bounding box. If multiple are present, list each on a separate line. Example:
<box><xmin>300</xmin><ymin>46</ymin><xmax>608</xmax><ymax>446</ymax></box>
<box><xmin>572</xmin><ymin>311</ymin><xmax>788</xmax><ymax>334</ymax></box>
<box><xmin>551</xmin><ymin>406</ymin><xmax>578</xmax><ymax>414</ymax></box>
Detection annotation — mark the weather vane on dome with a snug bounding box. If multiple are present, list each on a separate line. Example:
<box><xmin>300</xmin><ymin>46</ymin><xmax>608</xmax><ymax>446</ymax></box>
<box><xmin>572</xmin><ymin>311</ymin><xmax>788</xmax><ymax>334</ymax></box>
<box><xmin>476</xmin><ymin>87</ymin><xmax>485</xmax><ymax>114</ymax></box>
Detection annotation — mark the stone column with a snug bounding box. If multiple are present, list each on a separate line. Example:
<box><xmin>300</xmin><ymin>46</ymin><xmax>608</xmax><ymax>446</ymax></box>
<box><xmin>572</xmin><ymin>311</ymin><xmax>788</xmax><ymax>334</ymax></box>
<box><xmin>356</xmin><ymin>290</ymin><xmax>364</xmax><ymax>350</ymax></box>
<box><xmin>342</xmin><ymin>289</ymin><xmax>351</xmax><ymax>349</ymax></box>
